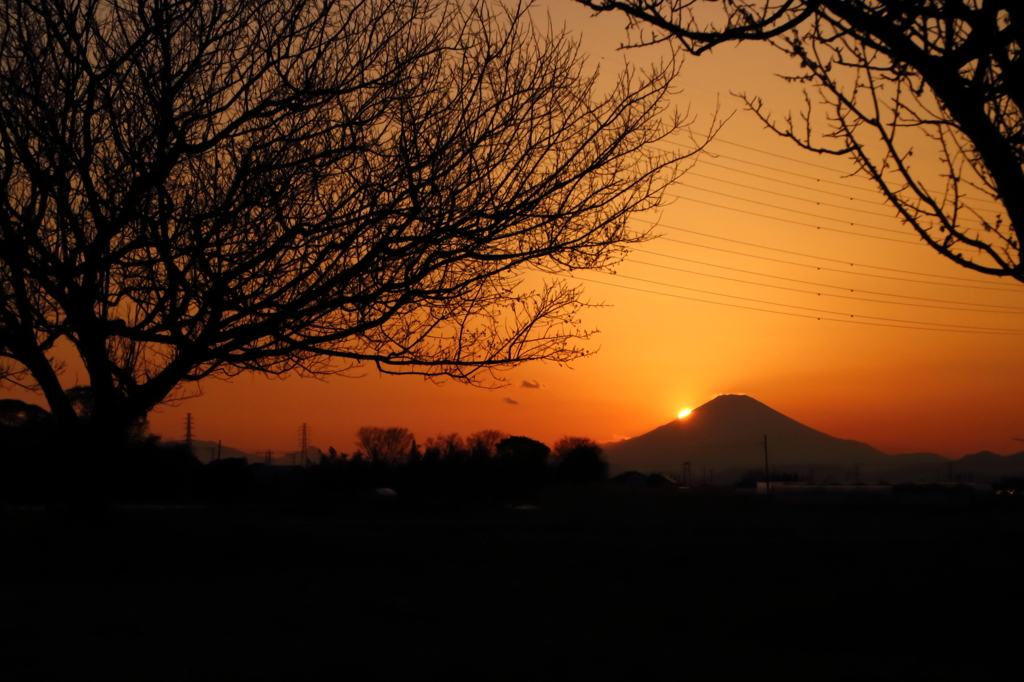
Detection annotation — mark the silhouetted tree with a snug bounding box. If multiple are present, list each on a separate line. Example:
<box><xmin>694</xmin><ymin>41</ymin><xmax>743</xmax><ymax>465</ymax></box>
<box><xmin>467</xmin><ymin>429</ymin><xmax>509</xmax><ymax>460</ymax></box>
<box><xmin>426</xmin><ymin>433</ymin><xmax>467</xmax><ymax>460</ymax></box>
<box><xmin>577</xmin><ymin>0</ymin><xmax>1024</xmax><ymax>280</ymax></box>
<box><xmin>355</xmin><ymin>427</ymin><xmax>415</xmax><ymax>467</ymax></box>
<box><xmin>551</xmin><ymin>436</ymin><xmax>607</xmax><ymax>483</ymax></box>
<box><xmin>496</xmin><ymin>435</ymin><xmax>550</xmax><ymax>493</ymax></box>
<box><xmin>0</xmin><ymin>0</ymin><xmax>696</xmax><ymax>448</ymax></box>
<box><xmin>407</xmin><ymin>439</ymin><xmax>422</xmax><ymax>464</ymax></box>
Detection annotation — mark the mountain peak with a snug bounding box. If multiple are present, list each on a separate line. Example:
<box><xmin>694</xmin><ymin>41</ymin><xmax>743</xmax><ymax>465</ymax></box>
<box><xmin>695</xmin><ymin>394</ymin><xmax>771</xmax><ymax>413</ymax></box>
<box><xmin>604</xmin><ymin>395</ymin><xmax>887</xmax><ymax>480</ymax></box>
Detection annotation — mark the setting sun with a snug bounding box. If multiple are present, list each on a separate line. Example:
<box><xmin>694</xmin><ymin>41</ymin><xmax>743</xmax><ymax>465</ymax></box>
<box><xmin>678</xmin><ymin>409</ymin><xmax>692</xmax><ymax>419</ymax></box>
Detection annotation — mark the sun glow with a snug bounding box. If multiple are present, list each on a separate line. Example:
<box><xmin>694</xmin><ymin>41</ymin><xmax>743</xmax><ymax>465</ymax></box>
<box><xmin>677</xmin><ymin>409</ymin><xmax>692</xmax><ymax>419</ymax></box>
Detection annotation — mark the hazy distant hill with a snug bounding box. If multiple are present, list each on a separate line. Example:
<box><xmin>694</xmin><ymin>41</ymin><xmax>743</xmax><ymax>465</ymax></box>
<box><xmin>866</xmin><ymin>450</ymin><xmax>1024</xmax><ymax>484</ymax></box>
<box><xmin>957</xmin><ymin>450</ymin><xmax>1024</xmax><ymax>475</ymax></box>
<box><xmin>602</xmin><ymin>395</ymin><xmax>887</xmax><ymax>481</ymax></box>
<box><xmin>164</xmin><ymin>440</ymin><xmax>320</xmax><ymax>465</ymax></box>
<box><xmin>163</xmin><ymin>439</ymin><xmax>255</xmax><ymax>464</ymax></box>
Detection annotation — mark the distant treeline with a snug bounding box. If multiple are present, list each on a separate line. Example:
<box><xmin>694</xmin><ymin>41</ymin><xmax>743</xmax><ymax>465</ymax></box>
<box><xmin>0</xmin><ymin>410</ymin><xmax>606</xmax><ymax>506</ymax></box>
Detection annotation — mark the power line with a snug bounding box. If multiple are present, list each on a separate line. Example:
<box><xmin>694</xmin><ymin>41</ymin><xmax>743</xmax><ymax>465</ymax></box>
<box><xmin>684</xmin><ymin>172</ymin><xmax>989</xmax><ymax>225</ymax></box>
<box><xmin>669</xmin><ymin>133</ymin><xmax>1004</xmax><ymax>208</ymax></box>
<box><xmin>657</xmin><ymin>235</ymin><xmax>1022</xmax><ymax>293</ymax></box>
<box><xmin>694</xmin><ymin>159</ymin><xmax>890</xmax><ymax>204</ymax></box>
<box><xmin>632</xmin><ymin>218</ymin><xmax>1022</xmax><ymax>287</ymax></box>
<box><xmin>690</xmin><ymin>146</ymin><xmax>884</xmax><ymax>192</ymax></box>
<box><xmin>597</xmin><ymin>271</ymin><xmax>1024</xmax><ymax>332</ymax></box>
<box><xmin>686</xmin><ymin>172</ymin><xmax>897</xmax><ymax>218</ymax></box>
<box><xmin>627</xmin><ymin>254</ymin><xmax>1024</xmax><ymax>313</ymax></box>
<box><xmin>669</xmin><ymin>185</ymin><xmax>920</xmax><ymax>236</ymax></box>
<box><xmin>662</xmin><ymin>194</ymin><xmax>924</xmax><ymax>244</ymax></box>
<box><xmin>676</xmin><ymin>132</ymin><xmax>863</xmax><ymax>174</ymax></box>
<box><xmin>633</xmin><ymin>247</ymin><xmax>1024</xmax><ymax>307</ymax></box>
<box><xmin>566</xmin><ymin>273</ymin><xmax>1024</xmax><ymax>336</ymax></box>
<box><xmin>693</xmin><ymin>157</ymin><xmax>1005</xmax><ymax>215</ymax></box>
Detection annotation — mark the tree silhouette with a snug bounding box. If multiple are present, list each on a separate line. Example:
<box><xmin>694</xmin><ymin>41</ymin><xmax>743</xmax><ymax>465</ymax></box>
<box><xmin>0</xmin><ymin>0</ymin><xmax>695</xmax><ymax>445</ymax></box>
<box><xmin>552</xmin><ymin>436</ymin><xmax>606</xmax><ymax>483</ymax></box>
<box><xmin>496</xmin><ymin>435</ymin><xmax>550</xmax><ymax>492</ymax></box>
<box><xmin>425</xmin><ymin>432</ymin><xmax>467</xmax><ymax>460</ymax></box>
<box><xmin>468</xmin><ymin>429</ymin><xmax>508</xmax><ymax>460</ymax></box>
<box><xmin>576</xmin><ymin>0</ymin><xmax>1023</xmax><ymax>281</ymax></box>
<box><xmin>355</xmin><ymin>427</ymin><xmax>415</xmax><ymax>467</ymax></box>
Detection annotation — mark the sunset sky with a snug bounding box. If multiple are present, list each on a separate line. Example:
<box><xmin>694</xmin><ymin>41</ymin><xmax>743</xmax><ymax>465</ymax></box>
<box><xmin>14</xmin><ymin>1</ymin><xmax>1023</xmax><ymax>461</ymax></box>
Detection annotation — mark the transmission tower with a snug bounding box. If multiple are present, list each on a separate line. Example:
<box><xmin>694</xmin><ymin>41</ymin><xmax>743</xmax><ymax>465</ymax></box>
<box><xmin>297</xmin><ymin>423</ymin><xmax>310</xmax><ymax>466</ymax></box>
<box><xmin>185</xmin><ymin>413</ymin><xmax>194</xmax><ymax>459</ymax></box>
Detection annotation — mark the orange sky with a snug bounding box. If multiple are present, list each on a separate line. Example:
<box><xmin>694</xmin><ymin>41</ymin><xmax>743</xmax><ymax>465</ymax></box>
<box><xmin>10</xmin><ymin>2</ymin><xmax>1024</xmax><ymax>460</ymax></box>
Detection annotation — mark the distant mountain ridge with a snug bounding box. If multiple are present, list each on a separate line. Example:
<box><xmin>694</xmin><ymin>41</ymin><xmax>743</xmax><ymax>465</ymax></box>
<box><xmin>602</xmin><ymin>395</ymin><xmax>1024</xmax><ymax>484</ymax></box>
<box><xmin>163</xmin><ymin>439</ymin><xmax>321</xmax><ymax>465</ymax></box>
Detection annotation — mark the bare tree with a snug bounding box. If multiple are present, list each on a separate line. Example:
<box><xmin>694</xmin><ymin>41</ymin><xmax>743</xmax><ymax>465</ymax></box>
<box><xmin>467</xmin><ymin>429</ymin><xmax>508</xmax><ymax>458</ymax></box>
<box><xmin>576</xmin><ymin>0</ymin><xmax>1023</xmax><ymax>280</ymax></box>
<box><xmin>0</xmin><ymin>0</ymin><xmax>696</xmax><ymax>444</ymax></box>
<box><xmin>552</xmin><ymin>435</ymin><xmax>600</xmax><ymax>460</ymax></box>
<box><xmin>551</xmin><ymin>435</ymin><xmax>605</xmax><ymax>482</ymax></box>
<box><xmin>355</xmin><ymin>426</ymin><xmax>415</xmax><ymax>466</ymax></box>
<box><xmin>424</xmin><ymin>432</ymin><xmax>466</xmax><ymax>458</ymax></box>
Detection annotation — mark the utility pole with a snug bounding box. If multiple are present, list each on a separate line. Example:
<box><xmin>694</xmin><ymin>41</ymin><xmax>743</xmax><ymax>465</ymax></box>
<box><xmin>185</xmin><ymin>413</ymin><xmax>194</xmax><ymax>459</ymax></box>
<box><xmin>763</xmin><ymin>434</ymin><xmax>770</xmax><ymax>494</ymax></box>
<box><xmin>217</xmin><ymin>440</ymin><xmax>222</xmax><ymax>461</ymax></box>
<box><xmin>682</xmin><ymin>462</ymin><xmax>691</xmax><ymax>488</ymax></box>
<box><xmin>265</xmin><ymin>449</ymin><xmax>272</xmax><ymax>465</ymax></box>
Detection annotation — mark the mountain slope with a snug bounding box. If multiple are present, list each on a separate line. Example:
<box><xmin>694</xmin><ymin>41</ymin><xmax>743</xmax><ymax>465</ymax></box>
<box><xmin>602</xmin><ymin>394</ymin><xmax>887</xmax><ymax>479</ymax></box>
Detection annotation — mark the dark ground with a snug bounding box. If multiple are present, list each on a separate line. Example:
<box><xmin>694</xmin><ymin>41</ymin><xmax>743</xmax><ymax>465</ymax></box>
<box><xmin>2</xmin><ymin>486</ymin><xmax>1022</xmax><ymax>681</ymax></box>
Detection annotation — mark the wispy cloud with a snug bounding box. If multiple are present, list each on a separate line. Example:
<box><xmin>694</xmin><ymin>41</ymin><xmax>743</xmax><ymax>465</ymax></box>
<box><xmin>503</xmin><ymin>397</ymin><xmax>520</xmax><ymax>405</ymax></box>
<box><xmin>520</xmin><ymin>379</ymin><xmax>543</xmax><ymax>389</ymax></box>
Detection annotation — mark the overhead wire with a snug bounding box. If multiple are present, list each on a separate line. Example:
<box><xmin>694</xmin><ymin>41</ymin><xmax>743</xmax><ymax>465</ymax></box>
<box><xmin>665</xmin><ymin>194</ymin><xmax>925</xmax><ymax>244</ymax></box>
<box><xmin>693</xmin><ymin>157</ymin><xmax>1004</xmax><ymax>215</ymax></box>
<box><xmin>667</xmin><ymin>79</ymin><xmax>1005</xmax><ymax>209</ymax></box>
<box><xmin>667</xmin><ymin>132</ymin><xmax>1005</xmax><ymax>209</ymax></box>
<box><xmin>693</xmin><ymin>159</ymin><xmax>893</xmax><ymax>204</ymax></box>
<box><xmin>683</xmin><ymin>171</ymin><xmax>989</xmax><ymax>225</ymax></box>
<box><xmin>598</xmin><ymin>271</ymin><xmax>1024</xmax><ymax>332</ymax></box>
<box><xmin>558</xmin><ymin>84</ymin><xmax>1019</xmax><ymax>335</ymax></box>
<box><xmin>605</xmin><ymin>94</ymin><xmax>1021</xmax><ymax>331</ymax></box>
<box><xmin>686</xmin><ymin>145</ymin><xmax>886</xmax><ymax>192</ymax></box>
<box><xmin>668</xmin><ymin>185</ymin><xmax>923</xmax><ymax>236</ymax></box>
<box><xmin>628</xmin><ymin>249</ymin><xmax>1024</xmax><ymax>311</ymax></box>
<box><xmin>631</xmin><ymin>218</ymin><xmax>1023</xmax><ymax>287</ymax></box>
<box><xmin>658</xmin><ymin>235</ymin><xmax>1020</xmax><ymax>292</ymax></box>
<box><xmin>563</xmin><ymin>273</ymin><xmax>1024</xmax><ymax>336</ymax></box>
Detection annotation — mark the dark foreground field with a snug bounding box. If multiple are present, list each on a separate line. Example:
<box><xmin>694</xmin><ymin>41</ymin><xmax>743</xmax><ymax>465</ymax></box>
<box><xmin>3</xmin><ymin>488</ymin><xmax>1023</xmax><ymax>681</ymax></box>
